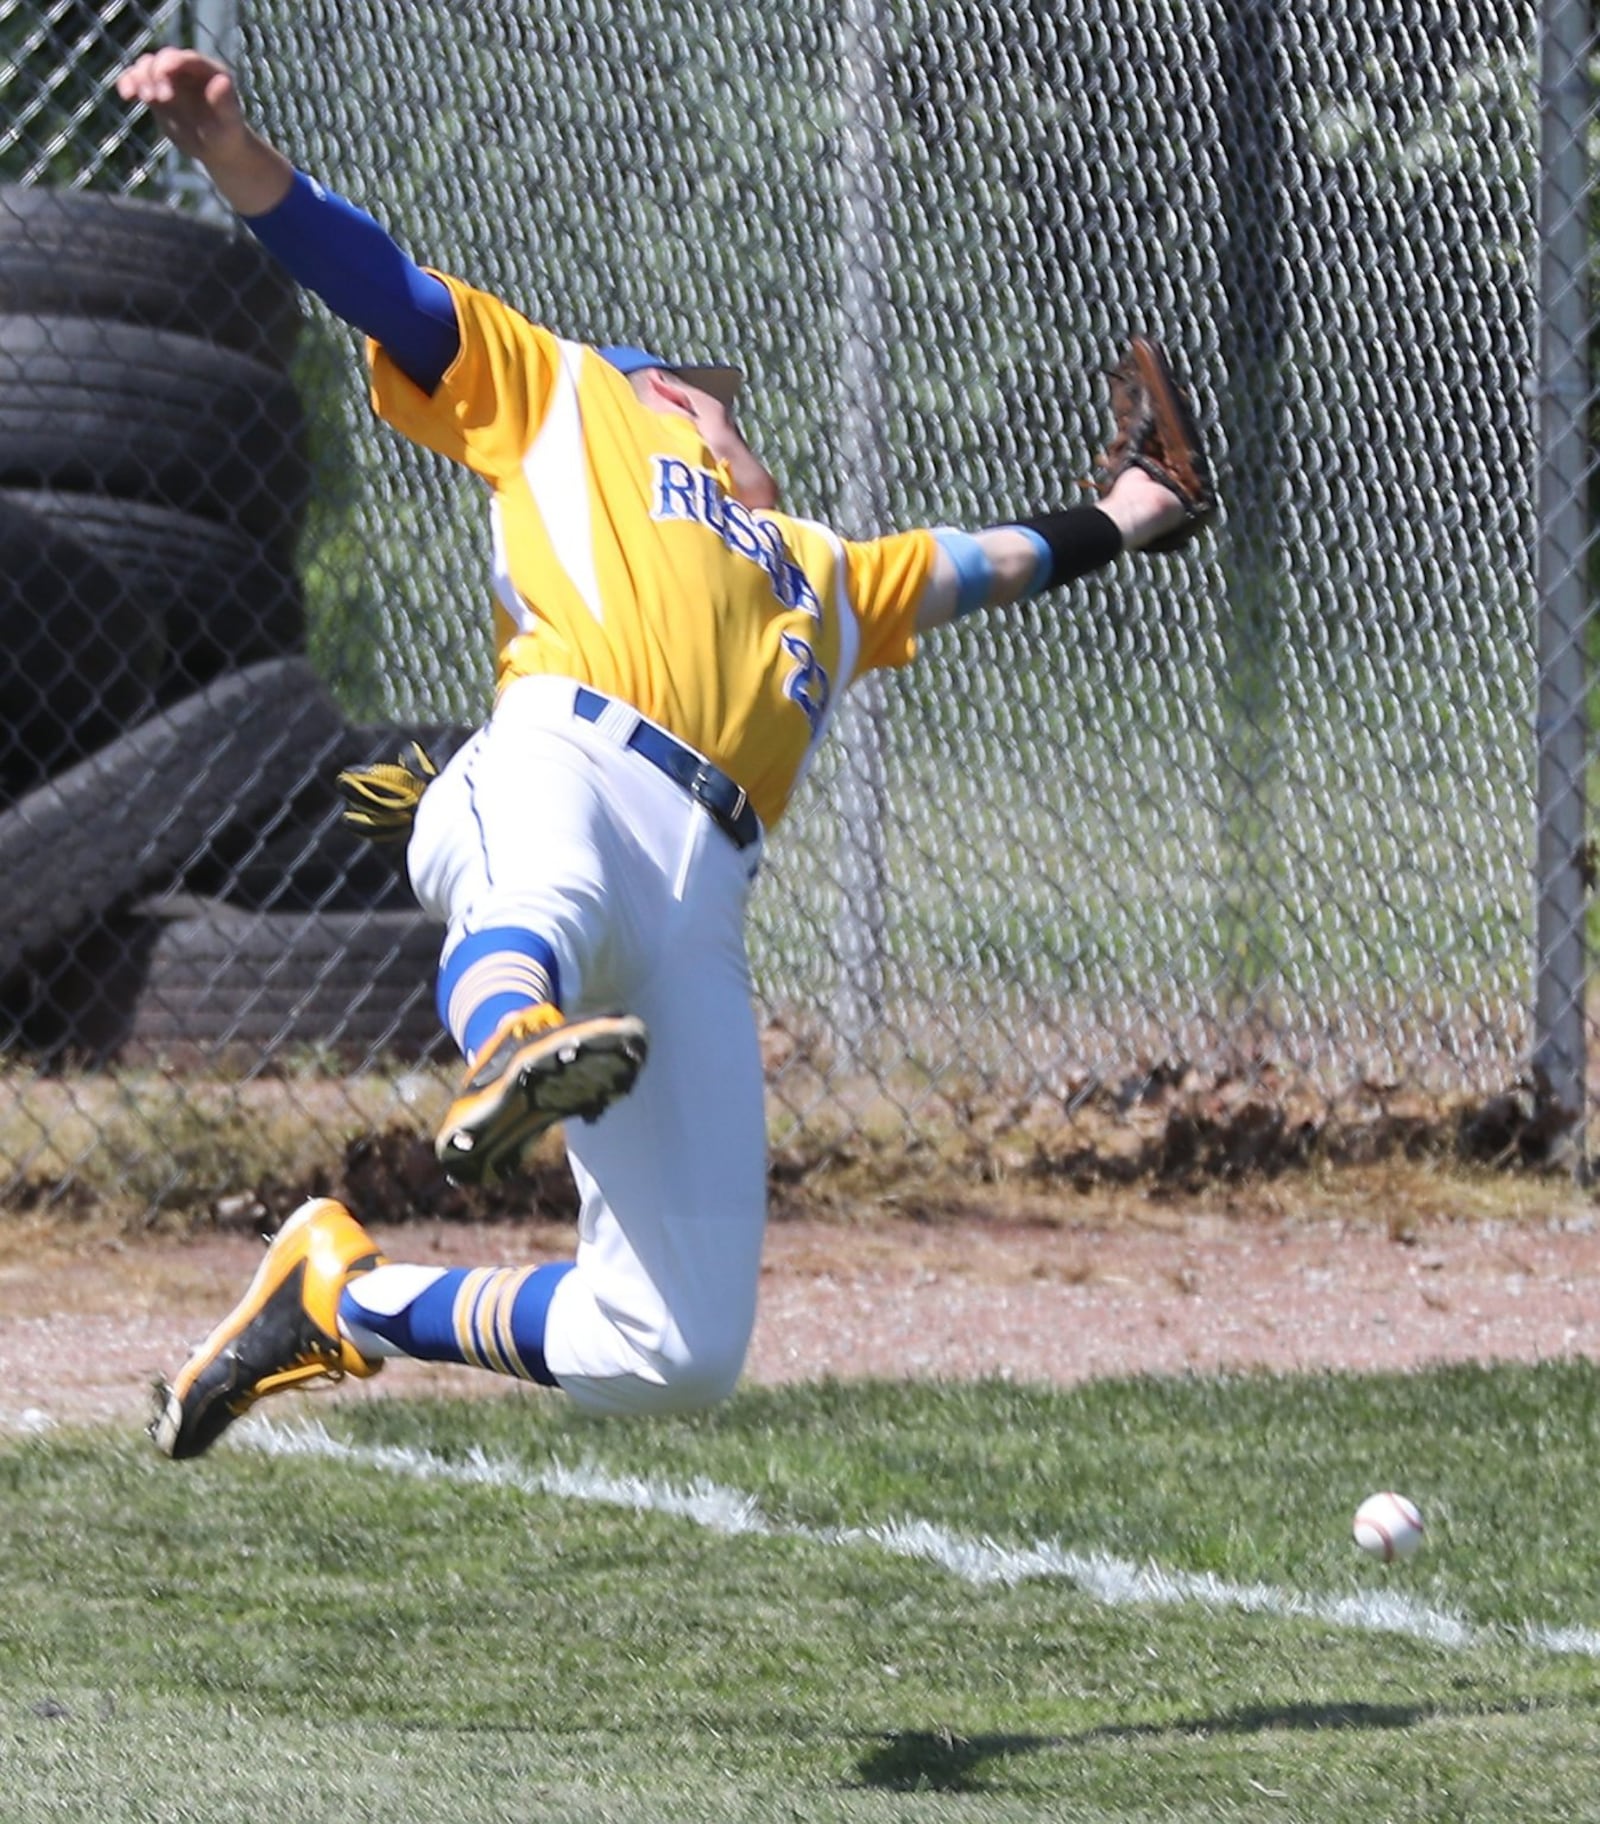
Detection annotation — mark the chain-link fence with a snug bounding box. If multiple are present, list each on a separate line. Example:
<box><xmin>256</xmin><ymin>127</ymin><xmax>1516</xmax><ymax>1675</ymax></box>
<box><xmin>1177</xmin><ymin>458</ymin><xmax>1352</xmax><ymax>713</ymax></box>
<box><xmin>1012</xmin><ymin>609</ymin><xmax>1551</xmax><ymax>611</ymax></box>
<box><xmin>0</xmin><ymin>0</ymin><xmax>1592</xmax><ymax>1216</ymax></box>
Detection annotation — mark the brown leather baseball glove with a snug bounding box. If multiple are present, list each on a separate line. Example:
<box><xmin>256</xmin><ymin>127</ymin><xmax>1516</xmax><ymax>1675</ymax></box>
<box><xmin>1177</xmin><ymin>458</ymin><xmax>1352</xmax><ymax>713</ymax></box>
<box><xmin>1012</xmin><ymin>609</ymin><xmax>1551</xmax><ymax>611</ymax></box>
<box><xmin>1098</xmin><ymin>337</ymin><xmax>1216</xmax><ymax>553</ymax></box>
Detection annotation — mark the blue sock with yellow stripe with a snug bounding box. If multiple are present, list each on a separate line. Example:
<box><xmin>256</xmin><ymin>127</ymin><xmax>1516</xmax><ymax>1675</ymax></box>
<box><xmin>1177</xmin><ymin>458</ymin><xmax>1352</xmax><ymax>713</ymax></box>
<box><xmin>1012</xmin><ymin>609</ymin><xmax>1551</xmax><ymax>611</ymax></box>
<box><xmin>339</xmin><ymin>1261</ymin><xmax>571</xmax><ymax>1385</ymax></box>
<box><xmin>436</xmin><ymin>926</ymin><xmax>562</xmax><ymax>1061</ymax></box>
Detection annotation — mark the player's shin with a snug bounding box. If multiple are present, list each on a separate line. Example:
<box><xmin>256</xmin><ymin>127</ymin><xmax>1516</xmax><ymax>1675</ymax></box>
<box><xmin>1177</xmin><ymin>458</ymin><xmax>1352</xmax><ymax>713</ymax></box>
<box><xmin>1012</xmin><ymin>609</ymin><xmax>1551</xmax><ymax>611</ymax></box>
<box><xmin>338</xmin><ymin>1260</ymin><xmax>572</xmax><ymax>1383</ymax></box>
<box><xmin>436</xmin><ymin>925</ymin><xmax>563</xmax><ymax>1060</ymax></box>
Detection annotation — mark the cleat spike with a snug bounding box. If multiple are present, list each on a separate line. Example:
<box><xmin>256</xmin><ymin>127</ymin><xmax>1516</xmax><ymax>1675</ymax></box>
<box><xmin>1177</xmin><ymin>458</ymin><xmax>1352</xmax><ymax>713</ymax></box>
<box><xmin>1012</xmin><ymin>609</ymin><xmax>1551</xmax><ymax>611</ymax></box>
<box><xmin>435</xmin><ymin>1006</ymin><xmax>648</xmax><ymax>1187</ymax></box>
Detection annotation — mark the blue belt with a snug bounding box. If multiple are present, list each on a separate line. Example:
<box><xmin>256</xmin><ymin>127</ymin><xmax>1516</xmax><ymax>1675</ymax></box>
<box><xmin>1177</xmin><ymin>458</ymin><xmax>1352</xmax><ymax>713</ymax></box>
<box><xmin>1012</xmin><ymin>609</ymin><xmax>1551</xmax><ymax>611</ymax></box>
<box><xmin>573</xmin><ymin>687</ymin><xmax>761</xmax><ymax>851</ymax></box>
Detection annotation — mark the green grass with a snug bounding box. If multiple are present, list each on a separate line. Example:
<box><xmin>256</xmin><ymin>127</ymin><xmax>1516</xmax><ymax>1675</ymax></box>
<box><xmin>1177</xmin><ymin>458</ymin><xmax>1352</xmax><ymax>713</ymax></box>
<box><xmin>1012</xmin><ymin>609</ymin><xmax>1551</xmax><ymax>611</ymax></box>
<box><xmin>4</xmin><ymin>1366</ymin><xmax>1600</xmax><ymax>1820</ymax></box>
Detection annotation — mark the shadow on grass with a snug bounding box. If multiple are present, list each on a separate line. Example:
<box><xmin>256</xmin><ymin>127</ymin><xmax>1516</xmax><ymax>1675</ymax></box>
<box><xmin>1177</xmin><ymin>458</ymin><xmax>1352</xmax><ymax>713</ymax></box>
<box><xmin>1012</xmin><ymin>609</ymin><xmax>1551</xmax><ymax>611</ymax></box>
<box><xmin>853</xmin><ymin>1700</ymin><xmax>1470</xmax><ymax>1792</ymax></box>
<box><xmin>855</xmin><ymin>1728</ymin><xmax>1055</xmax><ymax>1793</ymax></box>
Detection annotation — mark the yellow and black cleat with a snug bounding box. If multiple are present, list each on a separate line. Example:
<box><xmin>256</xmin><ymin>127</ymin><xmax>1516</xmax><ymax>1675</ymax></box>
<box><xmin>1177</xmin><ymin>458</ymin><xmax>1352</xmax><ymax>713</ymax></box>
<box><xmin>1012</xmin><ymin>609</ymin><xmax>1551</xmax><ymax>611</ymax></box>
<box><xmin>151</xmin><ymin>1198</ymin><xmax>385</xmax><ymax>1460</ymax></box>
<box><xmin>435</xmin><ymin>1004</ymin><xmax>649</xmax><ymax>1187</ymax></box>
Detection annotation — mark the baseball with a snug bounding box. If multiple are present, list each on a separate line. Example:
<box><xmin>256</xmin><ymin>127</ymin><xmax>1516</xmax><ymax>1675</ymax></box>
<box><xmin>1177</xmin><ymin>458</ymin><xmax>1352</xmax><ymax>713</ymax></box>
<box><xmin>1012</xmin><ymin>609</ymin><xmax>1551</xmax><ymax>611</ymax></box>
<box><xmin>1352</xmin><ymin>1491</ymin><xmax>1424</xmax><ymax>1562</ymax></box>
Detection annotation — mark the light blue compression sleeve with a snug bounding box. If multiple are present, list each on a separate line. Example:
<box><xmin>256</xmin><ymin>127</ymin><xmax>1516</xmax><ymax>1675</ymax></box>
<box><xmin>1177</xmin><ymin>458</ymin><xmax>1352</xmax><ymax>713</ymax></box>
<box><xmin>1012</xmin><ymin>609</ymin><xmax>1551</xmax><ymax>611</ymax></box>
<box><xmin>932</xmin><ymin>526</ymin><xmax>1054</xmax><ymax>617</ymax></box>
<box><xmin>242</xmin><ymin>170</ymin><xmax>460</xmax><ymax>393</ymax></box>
<box><xmin>932</xmin><ymin>528</ymin><xmax>994</xmax><ymax>618</ymax></box>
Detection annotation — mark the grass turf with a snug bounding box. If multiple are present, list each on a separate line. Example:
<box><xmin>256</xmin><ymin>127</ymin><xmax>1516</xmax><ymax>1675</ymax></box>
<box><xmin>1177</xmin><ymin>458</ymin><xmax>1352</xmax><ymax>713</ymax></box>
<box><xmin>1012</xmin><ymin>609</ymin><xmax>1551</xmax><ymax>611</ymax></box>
<box><xmin>2</xmin><ymin>1365</ymin><xmax>1599</xmax><ymax>1821</ymax></box>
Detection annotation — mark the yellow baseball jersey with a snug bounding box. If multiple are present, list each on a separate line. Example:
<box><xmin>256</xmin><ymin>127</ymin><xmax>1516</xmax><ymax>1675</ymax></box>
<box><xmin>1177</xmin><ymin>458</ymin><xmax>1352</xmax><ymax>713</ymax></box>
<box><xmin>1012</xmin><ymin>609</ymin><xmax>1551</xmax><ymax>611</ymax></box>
<box><xmin>368</xmin><ymin>275</ymin><xmax>935</xmax><ymax>831</ymax></box>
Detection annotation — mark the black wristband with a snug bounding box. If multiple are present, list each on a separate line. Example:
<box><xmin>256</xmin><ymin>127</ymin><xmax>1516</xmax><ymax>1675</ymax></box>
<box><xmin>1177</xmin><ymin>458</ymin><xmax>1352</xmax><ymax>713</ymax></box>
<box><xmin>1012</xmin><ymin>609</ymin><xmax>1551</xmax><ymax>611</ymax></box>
<box><xmin>1014</xmin><ymin>505</ymin><xmax>1124</xmax><ymax>592</ymax></box>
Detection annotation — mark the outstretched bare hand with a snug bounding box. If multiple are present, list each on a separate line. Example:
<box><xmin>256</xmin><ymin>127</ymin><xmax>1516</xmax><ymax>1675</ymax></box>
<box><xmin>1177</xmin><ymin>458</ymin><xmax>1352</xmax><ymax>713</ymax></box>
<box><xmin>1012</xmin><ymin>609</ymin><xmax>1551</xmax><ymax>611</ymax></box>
<box><xmin>116</xmin><ymin>47</ymin><xmax>246</xmax><ymax>164</ymax></box>
<box><xmin>116</xmin><ymin>47</ymin><xmax>292</xmax><ymax>215</ymax></box>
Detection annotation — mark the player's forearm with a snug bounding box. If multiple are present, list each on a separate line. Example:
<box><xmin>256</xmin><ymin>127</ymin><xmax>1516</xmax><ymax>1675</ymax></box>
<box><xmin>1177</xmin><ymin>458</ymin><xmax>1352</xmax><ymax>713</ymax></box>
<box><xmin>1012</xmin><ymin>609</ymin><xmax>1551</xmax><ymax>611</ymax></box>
<box><xmin>918</xmin><ymin>511</ymin><xmax>1124</xmax><ymax>631</ymax></box>
<box><xmin>119</xmin><ymin>46</ymin><xmax>455</xmax><ymax>393</ymax></box>
<box><xmin>192</xmin><ymin>125</ymin><xmax>295</xmax><ymax>217</ymax></box>
<box><xmin>241</xmin><ymin>171</ymin><xmax>460</xmax><ymax>393</ymax></box>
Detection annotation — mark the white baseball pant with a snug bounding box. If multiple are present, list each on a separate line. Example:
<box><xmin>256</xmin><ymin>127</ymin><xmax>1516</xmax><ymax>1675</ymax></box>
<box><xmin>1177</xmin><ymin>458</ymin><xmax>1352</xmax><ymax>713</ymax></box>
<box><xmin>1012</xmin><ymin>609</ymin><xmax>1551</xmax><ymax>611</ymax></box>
<box><xmin>403</xmin><ymin>673</ymin><xmax>769</xmax><ymax>1415</ymax></box>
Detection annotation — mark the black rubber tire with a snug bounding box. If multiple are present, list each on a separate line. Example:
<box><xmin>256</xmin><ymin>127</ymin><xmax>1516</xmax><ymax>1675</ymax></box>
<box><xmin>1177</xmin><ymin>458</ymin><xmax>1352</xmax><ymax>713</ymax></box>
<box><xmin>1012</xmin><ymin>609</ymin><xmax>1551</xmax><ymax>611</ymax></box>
<box><xmin>0</xmin><ymin>316</ymin><xmax>310</xmax><ymax>545</ymax></box>
<box><xmin>0</xmin><ymin>656</ymin><xmax>346</xmax><ymax>982</ymax></box>
<box><xmin>186</xmin><ymin>791</ymin><xmax>418</xmax><ymax>915</ymax></box>
<box><xmin>0</xmin><ymin>497</ymin><xmax>162</xmax><ymax>796</ymax></box>
<box><xmin>0</xmin><ymin>187</ymin><xmax>303</xmax><ymax>369</ymax></box>
<box><xmin>336</xmin><ymin>722</ymin><xmax>473</xmax><ymax>774</ymax></box>
<box><xmin>4</xmin><ymin>897</ymin><xmax>447</xmax><ymax>1064</ymax></box>
<box><xmin>0</xmin><ymin>489</ymin><xmax>305</xmax><ymax>694</ymax></box>
<box><xmin>181</xmin><ymin>723</ymin><xmax>470</xmax><ymax>913</ymax></box>
<box><xmin>121</xmin><ymin>897</ymin><xmax>445</xmax><ymax>1060</ymax></box>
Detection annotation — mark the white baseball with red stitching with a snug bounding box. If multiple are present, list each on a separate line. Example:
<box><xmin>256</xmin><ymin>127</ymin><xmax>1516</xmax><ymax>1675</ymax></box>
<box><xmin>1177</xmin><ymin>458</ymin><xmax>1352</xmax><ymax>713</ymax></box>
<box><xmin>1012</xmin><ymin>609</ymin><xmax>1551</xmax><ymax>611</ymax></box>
<box><xmin>1353</xmin><ymin>1491</ymin><xmax>1425</xmax><ymax>1562</ymax></box>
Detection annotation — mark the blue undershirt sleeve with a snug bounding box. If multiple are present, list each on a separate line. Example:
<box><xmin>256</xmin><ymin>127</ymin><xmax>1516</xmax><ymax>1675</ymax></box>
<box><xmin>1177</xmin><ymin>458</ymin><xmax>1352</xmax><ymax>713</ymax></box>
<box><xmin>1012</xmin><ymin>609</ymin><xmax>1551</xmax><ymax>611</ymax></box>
<box><xmin>242</xmin><ymin>170</ymin><xmax>460</xmax><ymax>394</ymax></box>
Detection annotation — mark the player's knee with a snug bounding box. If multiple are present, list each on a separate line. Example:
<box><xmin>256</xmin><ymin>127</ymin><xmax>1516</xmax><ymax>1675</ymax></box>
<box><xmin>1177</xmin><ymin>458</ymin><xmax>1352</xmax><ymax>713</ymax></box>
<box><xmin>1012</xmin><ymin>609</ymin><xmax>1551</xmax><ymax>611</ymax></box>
<box><xmin>659</xmin><ymin>1338</ymin><xmax>745</xmax><ymax>1410</ymax></box>
<box><xmin>550</xmin><ymin>1313</ymin><xmax>750</xmax><ymax>1416</ymax></box>
<box><xmin>649</xmin><ymin>1326</ymin><xmax>752</xmax><ymax>1412</ymax></box>
<box><xmin>559</xmin><ymin>1346</ymin><xmax>744</xmax><ymax>1417</ymax></box>
<box><xmin>612</xmin><ymin>1322</ymin><xmax>744</xmax><ymax>1412</ymax></box>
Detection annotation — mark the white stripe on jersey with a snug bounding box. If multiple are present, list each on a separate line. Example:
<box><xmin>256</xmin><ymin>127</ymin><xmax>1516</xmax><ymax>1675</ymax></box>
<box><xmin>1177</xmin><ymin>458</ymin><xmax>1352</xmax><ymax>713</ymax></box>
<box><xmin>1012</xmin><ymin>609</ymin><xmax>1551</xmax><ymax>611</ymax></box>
<box><xmin>488</xmin><ymin>494</ymin><xmax>538</xmax><ymax>631</ymax></box>
<box><xmin>779</xmin><ymin>517</ymin><xmax>860</xmax><ymax>794</ymax></box>
<box><xmin>519</xmin><ymin>339</ymin><xmax>606</xmax><ymax>625</ymax></box>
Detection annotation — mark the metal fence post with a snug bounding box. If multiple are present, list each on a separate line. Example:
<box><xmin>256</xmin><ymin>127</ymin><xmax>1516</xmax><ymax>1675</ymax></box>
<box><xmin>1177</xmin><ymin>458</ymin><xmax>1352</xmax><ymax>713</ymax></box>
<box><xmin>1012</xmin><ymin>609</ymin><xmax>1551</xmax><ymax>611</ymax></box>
<box><xmin>1532</xmin><ymin>0</ymin><xmax>1592</xmax><ymax>1162</ymax></box>
<box><xmin>163</xmin><ymin>0</ymin><xmax>239</xmax><ymax>217</ymax></box>
<box><xmin>829</xmin><ymin>0</ymin><xmax>894</xmax><ymax>1055</ymax></box>
<box><xmin>1214</xmin><ymin>0</ymin><xmax>1290</xmax><ymax>1013</ymax></box>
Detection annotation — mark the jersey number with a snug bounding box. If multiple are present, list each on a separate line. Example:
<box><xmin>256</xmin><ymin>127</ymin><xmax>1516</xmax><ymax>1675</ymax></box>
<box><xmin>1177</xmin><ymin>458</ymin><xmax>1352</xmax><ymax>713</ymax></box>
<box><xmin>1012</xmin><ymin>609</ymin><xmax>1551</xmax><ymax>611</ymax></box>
<box><xmin>780</xmin><ymin>632</ymin><xmax>830</xmax><ymax>735</ymax></box>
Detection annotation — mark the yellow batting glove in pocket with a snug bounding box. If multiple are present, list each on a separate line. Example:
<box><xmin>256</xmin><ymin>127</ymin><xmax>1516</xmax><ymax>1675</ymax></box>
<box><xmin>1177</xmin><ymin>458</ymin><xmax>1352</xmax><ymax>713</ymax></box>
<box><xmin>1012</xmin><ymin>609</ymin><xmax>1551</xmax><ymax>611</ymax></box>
<box><xmin>335</xmin><ymin>740</ymin><xmax>439</xmax><ymax>844</ymax></box>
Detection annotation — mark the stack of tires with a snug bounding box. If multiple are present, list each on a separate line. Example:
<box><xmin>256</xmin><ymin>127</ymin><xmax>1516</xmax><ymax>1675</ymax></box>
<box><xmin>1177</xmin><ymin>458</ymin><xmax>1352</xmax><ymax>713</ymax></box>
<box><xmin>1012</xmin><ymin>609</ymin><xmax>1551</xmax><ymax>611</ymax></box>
<box><xmin>0</xmin><ymin>188</ymin><xmax>453</xmax><ymax>1065</ymax></box>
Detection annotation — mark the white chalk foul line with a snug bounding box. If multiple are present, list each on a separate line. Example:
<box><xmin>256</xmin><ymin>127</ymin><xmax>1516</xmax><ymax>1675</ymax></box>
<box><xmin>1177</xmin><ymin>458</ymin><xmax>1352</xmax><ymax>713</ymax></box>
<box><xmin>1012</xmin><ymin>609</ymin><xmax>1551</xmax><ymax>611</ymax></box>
<box><xmin>241</xmin><ymin>1417</ymin><xmax>1600</xmax><ymax>1662</ymax></box>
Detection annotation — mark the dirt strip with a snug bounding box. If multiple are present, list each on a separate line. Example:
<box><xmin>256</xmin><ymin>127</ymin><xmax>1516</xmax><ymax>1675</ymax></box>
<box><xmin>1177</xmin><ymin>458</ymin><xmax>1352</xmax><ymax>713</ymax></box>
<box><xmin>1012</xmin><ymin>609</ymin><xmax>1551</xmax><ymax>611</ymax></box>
<box><xmin>1</xmin><ymin>1186</ymin><xmax>1595</xmax><ymax>1438</ymax></box>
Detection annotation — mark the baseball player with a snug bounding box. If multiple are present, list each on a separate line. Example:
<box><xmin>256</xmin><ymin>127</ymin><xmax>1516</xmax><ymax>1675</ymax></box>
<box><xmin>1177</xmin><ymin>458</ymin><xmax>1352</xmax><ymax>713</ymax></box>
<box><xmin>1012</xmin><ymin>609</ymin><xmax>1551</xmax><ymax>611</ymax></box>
<box><xmin>119</xmin><ymin>47</ymin><xmax>1215</xmax><ymax>1456</ymax></box>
